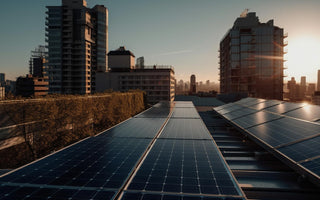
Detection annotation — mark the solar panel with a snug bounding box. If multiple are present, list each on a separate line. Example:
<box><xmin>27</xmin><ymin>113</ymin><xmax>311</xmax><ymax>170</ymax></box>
<box><xmin>121</xmin><ymin>192</ymin><xmax>245</xmax><ymax>200</ymax></box>
<box><xmin>216</xmin><ymin>104</ymin><xmax>245</xmax><ymax>115</ymax></box>
<box><xmin>232</xmin><ymin>111</ymin><xmax>282</xmax><ymax>129</ymax></box>
<box><xmin>248</xmin><ymin>100</ymin><xmax>282</xmax><ymax>110</ymax></box>
<box><xmin>0</xmin><ymin>185</ymin><xmax>116</xmax><ymax>200</ymax></box>
<box><xmin>174</xmin><ymin>101</ymin><xmax>195</xmax><ymax>108</ymax></box>
<box><xmin>236</xmin><ymin>98</ymin><xmax>266</xmax><ymax>107</ymax></box>
<box><xmin>284</xmin><ymin>105</ymin><xmax>320</xmax><ymax>122</ymax></box>
<box><xmin>0</xmin><ymin>137</ymin><xmax>152</xmax><ymax>196</ymax></box>
<box><xmin>301</xmin><ymin>158</ymin><xmax>320</xmax><ymax>177</ymax></box>
<box><xmin>246</xmin><ymin>118</ymin><xmax>320</xmax><ymax>147</ymax></box>
<box><xmin>102</xmin><ymin>117</ymin><xmax>166</xmax><ymax>138</ymax></box>
<box><xmin>223</xmin><ymin>107</ymin><xmax>257</xmax><ymax>121</ymax></box>
<box><xmin>171</xmin><ymin>107</ymin><xmax>200</xmax><ymax>119</ymax></box>
<box><xmin>134</xmin><ymin>107</ymin><xmax>171</xmax><ymax>118</ymax></box>
<box><xmin>264</xmin><ymin>102</ymin><xmax>305</xmax><ymax>114</ymax></box>
<box><xmin>277</xmin><ymin>135</ymin><xmax>320</xmax><ymax>163</ymax></box>
<box><xmin>159</xmin><ymin>119</ymin><xmax>212</xmax><ymax>140</ymax></box>
<box><xmin>214</xmin><ymin>103</ymin><xmax>236</xmax><ymax>112</ymax></box>
<box><xmin>127</xmin><ymin>139</ymin><xmax>243</xmax><ymax>197</ymax></box>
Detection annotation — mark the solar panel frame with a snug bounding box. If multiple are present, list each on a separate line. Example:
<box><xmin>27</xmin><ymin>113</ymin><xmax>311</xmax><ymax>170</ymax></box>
<box><xmin>264</xmin><ymin>102</ymin><xmax>305</xmax><ymax>114</ymax></box>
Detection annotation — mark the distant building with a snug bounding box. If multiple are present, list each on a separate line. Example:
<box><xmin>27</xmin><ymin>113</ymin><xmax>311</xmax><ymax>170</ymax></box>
<box><xmin>318</xmin><ymin>70</ymin><xmax>320</xmax><ymax>91</ymax></box>
<box><xmin>97</xmin><ymin>47</ymin><xmax>175</xmax><ymax>104</ymax></box>
<box><xmin>0</xmin><ymin>73</ymin><xmax>5</xmax><ymax>87</ymax></box>
<box><xmin>136</xmin><ymin>57</ymin><xmax>145</xmax><ymax>69</ymax></box>
<box><xmin>16</xmin><ymin>75</ymin><xmax>48</xmax><ymax>97</ymax></box>
<box><xmin>46</xmin><ymin>0</ymin><xmax>108</xmax><ymax>94</ymax></box>
<box><xmin>312</xmin><ymin>91</ymin><xmax>320</xmax><ymax>105</ymax></box>
<box><xmin>287</xmin><ymin>77</ymin><xmax>297</xmax><ymax>101</ymax></box>
<box><xmin>0</xmin><ymin>86</ymin><xmax>4</xmax><ymax>99</ymax></box>
<box><xmin>307</xmin><ymin>83</ymin><xmax>316</xmax><ymax>96</ymax></box>
<box><xmin>190</xmin><ymin>74</ymin><xmax>196</xmax><ymax>94</ymax></box>
<box><xmin>300</xmin><ymin>76</ymin><xmax>306</xmax><ymax>99</ymax></box>
<box><xmin>29</xmin><ymin>46</ymin><xmax>47</xmax><ymax>78</ymax></box>
<box><xmin>5</xmin><ymin>80</ymin><xmax>16</xmax><ymax>95</ymax></box>
<box><xmin>108</xmin><ymin>46</ymin><xmax>135</xmax><ymax>71</ymax></box>
<box><xmin>220</xmin><ymin>12</ymin><xmax>285</xmax><ymax>100</ymax></box>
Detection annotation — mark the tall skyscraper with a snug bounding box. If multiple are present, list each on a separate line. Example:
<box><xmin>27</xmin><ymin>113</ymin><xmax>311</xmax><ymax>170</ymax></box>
<box><xmin>46</xmin><ymin>0</ymin><xmax>108</xmax><ymax>94</ymax></box>
<box><xmin>318</xmin><ymin>70</ymin><xmax>320</xmax><ymax>91</ymax></box>
<box><xmin>220</xmin><ymin>12</ymin><xmax>285</xmax><ymax>100</ymax></box>
<box><xmin>0</xmin><ymin>73</ymin><xmax>5</xmax><ymax>87</ymax></box>
<box><xmin>300</xmin><ymin>76</ymin><xmax>306</xmax><ymax>99</ymax></box>
<box><xmin>190</xmin><ymin>74</ymin><xmax>196</xmax><ymax>94</ymax></box>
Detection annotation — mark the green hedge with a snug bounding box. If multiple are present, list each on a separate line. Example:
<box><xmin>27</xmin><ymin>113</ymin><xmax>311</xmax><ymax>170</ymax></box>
<box><xmin>0</xmin><ymin>91</ymin><xmax>145</xmax><ymax>168</ymax></box>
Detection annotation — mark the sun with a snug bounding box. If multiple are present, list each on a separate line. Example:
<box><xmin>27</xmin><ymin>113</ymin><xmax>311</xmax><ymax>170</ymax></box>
<box><xmin>286</xmin><ymin>37</ymin><xmax>320</xmax><ymax>83</ymax></box>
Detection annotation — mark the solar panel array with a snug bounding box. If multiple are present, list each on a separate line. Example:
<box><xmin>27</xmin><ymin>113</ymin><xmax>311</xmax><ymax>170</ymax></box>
<box><xmin>0</xmin><ymin>101</ymin><xmax>245</xmax><ymax>200</ymax></box>
<box><xmin>214</xmin><ymin>97</ymin><xmax>320</xmax><ymax>186</ymax></box>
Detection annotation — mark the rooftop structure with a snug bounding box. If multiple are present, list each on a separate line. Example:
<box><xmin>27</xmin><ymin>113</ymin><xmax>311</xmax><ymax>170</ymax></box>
<box><xmin>0</xmin><ymin>101</ymin><xmax>246</xmax><ymax>200</ymax></box>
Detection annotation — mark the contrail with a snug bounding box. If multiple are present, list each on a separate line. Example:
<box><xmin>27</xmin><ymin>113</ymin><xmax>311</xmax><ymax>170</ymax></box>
<box><xmin>156</xmin><ymin>50</ymin><xmax>193</xmax><ymax>57</ymax></box>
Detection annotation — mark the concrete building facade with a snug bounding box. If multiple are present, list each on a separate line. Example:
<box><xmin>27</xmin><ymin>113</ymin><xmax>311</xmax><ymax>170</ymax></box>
<box><xmin>220</xmin><ymin>12</ymin><xmax>285</xmax><ymax>100</ymax></box>
<box><xmin>0</xmin><ymin>73</ymin><xmax>5</xmax><ymax>87</ymax></box>
<box><xmin>46</xmin><ymin>0</ymin><xmax>108</xmax><ymax>94</ymax></box>
<box><xmin>97</xmin><ymin>47</ymin><xmax>175</xmax><ymax>104</ymax></box>
<box><xmin>16</xmin><ymin>75</ymin><xmax>49</xmax><ymax>97</ymax></box>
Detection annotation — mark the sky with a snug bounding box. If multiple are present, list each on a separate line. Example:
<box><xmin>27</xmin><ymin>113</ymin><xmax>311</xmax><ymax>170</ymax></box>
<box><xmin>1</xmin><ymin>0</ymin><xmax>320</xmax><ymax>83</ymax></box>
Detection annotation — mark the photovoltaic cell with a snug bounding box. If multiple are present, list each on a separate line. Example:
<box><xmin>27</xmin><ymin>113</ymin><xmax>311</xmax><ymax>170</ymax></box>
<box><xmin>159</xmin><ymin>119</ymin><xmax>212</xmax><ymax>140</ymax></box>
<box><xmin>301</xmin><ymin>157</ymin><xmax>320</xmax><ymax>177</ymax></box>
<box><xmin>127</xmin><ymin>139</ymin><xmax>243</xmax><ymax>196</ymax></box>
<box><xmin>102</xmin><ymin>117</ymin><xmax>166</xmax><ymax>138</ymax></box>
<box><xmin>121</xmin><ymin>192</ymin><xmax>245</xmax><ymax>200</ymax></box>
<box><xmin>171</xmin><ymin>107</ymin><xmax>200</xmax><ymax>119</ymax></box>
<box><xmin>248</xmin><ymin>100</ymin><xmax>282</xmax><ymax>110</ymax></box>
<box><xmin>223</xmin><ymin>108</ymin><xmax>257</xmax><ymax>121</ymax></box>
<box><xmin>134</xmin><ymin>107</ymin><xmax>171</xmax><ymax>118</ymax></box>
<box><xmin>174</xmin><ymin>101</ymin><xmax>195</xmax><ymax>108</ymax></box>
<box><xmin>232</xmin><ymin>111</ymin><xmax>281</xmax><ymax>129</ymax></box>
<box><xmin>246</xmin><ymin>118</ymin><xmax>320</xmax><ymax>147</ymax></box>
<box><xmin>0</xmin><ymin>137</ymin><xmax>152</xmax><ymax>190</ymax></box>
<box><xmin>277</xmin><ymin>135</ymin><xmax>320</xmax><ymax>162</ymax></box>
<box><xmin>0</xmin><ymin>185</ymin><xmax>116</xmax><ymax>200</ymax></box>
<box><xmin>284</xmin><ymin>105</ymin><xmax>320</xmax><ymax>122</ymax></box>
<box><xmin>264</xmin><ymin>102</ymin><xmax>305</xmax><ymax>114</ymax></box>
<box><xmin>236</xmin><ymin>98</ymin><xmax>266</xmax><ymax>107</ymax></box>
<box><xmin>216</xmin><ymin>104</ymin><xmax>245</xmax><ymax>115</ymax></box>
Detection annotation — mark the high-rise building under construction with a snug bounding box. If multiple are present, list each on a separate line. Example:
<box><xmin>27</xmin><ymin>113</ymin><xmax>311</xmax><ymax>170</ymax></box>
<box><xmin>219</xmin><ymin>11</ymin><xmax>286</xmax><ymax>100</ymax></box>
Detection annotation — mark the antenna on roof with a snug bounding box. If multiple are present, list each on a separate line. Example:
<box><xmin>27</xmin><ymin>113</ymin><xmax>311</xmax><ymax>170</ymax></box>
<box><xmin>240</xmin><ymin>8</ymin><xmax>249</xmax><ymax>17</ymax></box>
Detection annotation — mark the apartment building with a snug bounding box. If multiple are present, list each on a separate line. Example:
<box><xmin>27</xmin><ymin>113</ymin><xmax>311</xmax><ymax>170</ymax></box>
<box><xmin>46</xmin><ymin>0</ymin><xmax>108</xmax><ymax>94</ymax></box>
<box><xmin>220</xmin><ymin>12</ymin><xmax>285</xmax><ymax>100</ymax></box>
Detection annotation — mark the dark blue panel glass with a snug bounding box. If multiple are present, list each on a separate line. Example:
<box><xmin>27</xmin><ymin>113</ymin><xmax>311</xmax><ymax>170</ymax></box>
<box><xmin>277</xmin><ymin>135</ymin><xmax>320</xmax><ymax>162</ymax></box>
<box><xmin>0</xmin><ymin>137</ymin><xmax>151</xmax><ymax>190</ymax></box>
<box><xmin>232</xmin><ymin>111</ymin><xmax>281</xmax><ymax>129</ymax></box>
<box><xmin>284</xmin><ymin>105</ymin><xmax>320</xmax><ymax>122</ymax></box>
<box><xmin>264</xmin><ymin>102</ymin><xmax>304</xmax><ymax>114</ymax></box>
<box><xmin>99</xmin><ymin>117</ymin><xmax>166</xmax><ymax>138</ymax></box>
<box><xmin>0</xmin><ymin>185</ymin><xmax>116</xmax><ymax>200</ymax></box>
<box><xmin>128</xmin><ymin>139</ymin><xmax>243</xmax><ymax>196</ymax></box>
<box><xmin>159</xmin><ymin>119</ymin><xmax>212</xmax><ymax>139</ymax></box>
<box><xmin>218</xmin><ymin>104</ymin><xmax>245</xmax><ymax>115</ymax></box>
<box><xmin>171</xmin><ymin>107</ymin><xmax>200</xmax><ymax>118</ymax></box>
<box><xmin>301</xmin><ymin>157</ymin><xmax>320</xmax><ymax>177</ymax></box>
<box><xmin>247</xmin><ymin>118</ymin><xmax>320</xmax><ymax>147</ymax></box>
<box><xmin>223</xmin><ymin>108</ymin><xmax>257</xmax><ymax>121</ymax></box>
<box><xmin>248</xmin><ymin>100</ymin><xmax>281</xmax><ymax>110</ymax></box>
<box><xmin>121</xmin><ymin>192</ymin><xmax>245</xmax><ymax>200</ymax></box>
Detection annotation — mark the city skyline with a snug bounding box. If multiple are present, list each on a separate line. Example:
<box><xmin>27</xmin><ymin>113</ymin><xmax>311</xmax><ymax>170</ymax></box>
<box><xmin>1</xmin><ymin>0</ymin><xmax>320</xmax><ymax>83</ymax></box>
